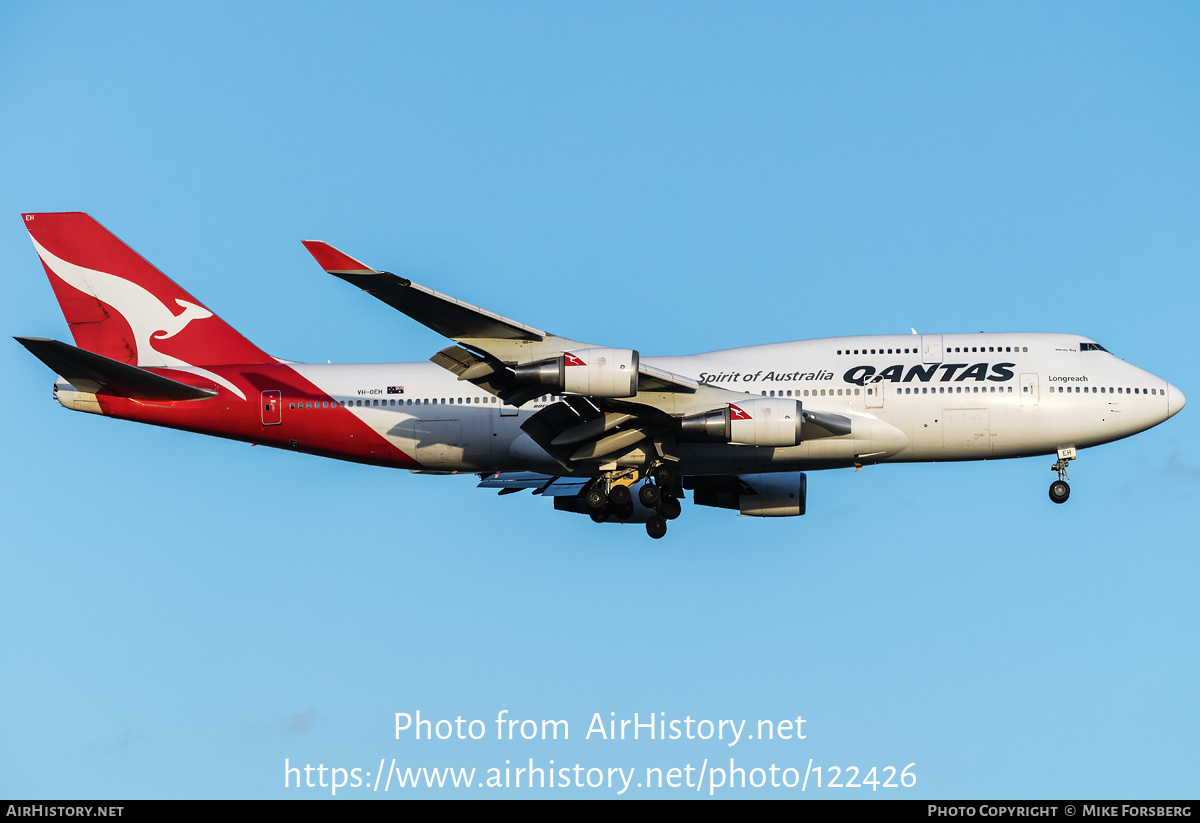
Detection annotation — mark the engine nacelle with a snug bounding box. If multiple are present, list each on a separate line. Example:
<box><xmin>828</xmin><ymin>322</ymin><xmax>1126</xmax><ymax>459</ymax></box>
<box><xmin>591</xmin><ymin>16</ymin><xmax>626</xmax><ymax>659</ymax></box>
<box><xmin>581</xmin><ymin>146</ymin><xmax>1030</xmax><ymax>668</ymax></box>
<box><xmin>513</xmin><ymin>348</ymin><xmax>639</xmax><ymax>398</ymax></box>
<box><xmin>691</xmin><ymin>472</ymin><xmax>807</xmax><ymax>517</ymax></box>
<box><xmin>680</xmin><ymin>398</ymin><xmax>803</xmax><ymax>447</ymax></box>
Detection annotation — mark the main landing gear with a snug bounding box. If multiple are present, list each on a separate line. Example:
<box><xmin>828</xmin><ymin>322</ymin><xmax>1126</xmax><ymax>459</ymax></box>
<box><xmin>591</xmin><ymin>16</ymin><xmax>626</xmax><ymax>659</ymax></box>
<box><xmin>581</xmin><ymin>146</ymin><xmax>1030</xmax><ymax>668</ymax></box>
<box><xmin>585</xmin><ymin>463</ymin><xmax>682</xmax><ymax>539</ymax></box>
<box><xmin>1049</xmin><ymin>446</ymin><xmax>1076</xmax><ymax>505</ymax></box>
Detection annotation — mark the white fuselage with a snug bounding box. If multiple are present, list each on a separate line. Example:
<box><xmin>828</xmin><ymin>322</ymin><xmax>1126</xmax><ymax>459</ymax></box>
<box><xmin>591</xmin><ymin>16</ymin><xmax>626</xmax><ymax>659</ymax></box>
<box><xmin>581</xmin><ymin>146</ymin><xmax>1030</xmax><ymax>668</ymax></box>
<box><xmin>285</xmin><ymin>332</ymin><xmax>1183</xmax><ymax>476</ymax></box>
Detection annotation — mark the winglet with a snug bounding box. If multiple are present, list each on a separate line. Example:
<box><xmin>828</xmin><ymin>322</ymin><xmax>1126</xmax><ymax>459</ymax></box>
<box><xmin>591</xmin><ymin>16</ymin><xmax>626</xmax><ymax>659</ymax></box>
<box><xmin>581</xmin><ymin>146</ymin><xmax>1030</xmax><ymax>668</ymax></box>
<box><xmin>301</xmin><ymin>241</ymin><xmax>379</xmax><ymax>274</ymax></box>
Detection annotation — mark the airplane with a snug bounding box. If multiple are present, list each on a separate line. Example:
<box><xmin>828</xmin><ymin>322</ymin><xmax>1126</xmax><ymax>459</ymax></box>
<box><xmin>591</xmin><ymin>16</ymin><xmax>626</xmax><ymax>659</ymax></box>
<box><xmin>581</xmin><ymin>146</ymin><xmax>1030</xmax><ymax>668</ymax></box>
<box><xmin>16</xmin><ymin>212</ymin><xmax>1186</xmax><ymax>539</ymax></box>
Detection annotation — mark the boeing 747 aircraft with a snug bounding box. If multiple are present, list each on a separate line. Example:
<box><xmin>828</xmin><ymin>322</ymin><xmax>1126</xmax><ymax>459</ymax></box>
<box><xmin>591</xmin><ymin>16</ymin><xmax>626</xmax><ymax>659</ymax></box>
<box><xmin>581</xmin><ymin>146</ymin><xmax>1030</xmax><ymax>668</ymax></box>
<box><xmin>16</xmin><ymin>212</ymin><xmax>1185</xmax><ymax>538</ymax></box>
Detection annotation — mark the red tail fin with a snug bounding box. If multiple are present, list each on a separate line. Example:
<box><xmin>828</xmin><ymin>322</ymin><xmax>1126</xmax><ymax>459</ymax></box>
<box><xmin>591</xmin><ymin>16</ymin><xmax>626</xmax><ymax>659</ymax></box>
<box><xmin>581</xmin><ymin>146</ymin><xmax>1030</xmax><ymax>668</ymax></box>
<box><xmin>23</xmin><ymin>212</ymin><xmax>273</xmax><ymax>367</ymax></box>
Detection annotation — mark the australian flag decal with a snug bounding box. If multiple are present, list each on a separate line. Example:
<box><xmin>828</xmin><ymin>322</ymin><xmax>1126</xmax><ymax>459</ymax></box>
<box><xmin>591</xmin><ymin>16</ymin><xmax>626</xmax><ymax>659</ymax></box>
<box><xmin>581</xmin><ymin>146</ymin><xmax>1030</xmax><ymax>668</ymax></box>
<box><xmin>387</xmin><ymin>386</ymin><xmax>405</xmax><ymax>395</ymax></box>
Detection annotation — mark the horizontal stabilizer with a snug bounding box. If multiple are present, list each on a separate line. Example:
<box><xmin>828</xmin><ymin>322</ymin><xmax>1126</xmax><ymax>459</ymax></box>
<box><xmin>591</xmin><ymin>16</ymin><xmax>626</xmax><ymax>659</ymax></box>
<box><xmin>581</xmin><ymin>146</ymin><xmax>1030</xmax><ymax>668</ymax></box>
<box><xmin>15</xmin><ymin>337</ymin><xmax>218</xmax><ymax>401</ymax></box>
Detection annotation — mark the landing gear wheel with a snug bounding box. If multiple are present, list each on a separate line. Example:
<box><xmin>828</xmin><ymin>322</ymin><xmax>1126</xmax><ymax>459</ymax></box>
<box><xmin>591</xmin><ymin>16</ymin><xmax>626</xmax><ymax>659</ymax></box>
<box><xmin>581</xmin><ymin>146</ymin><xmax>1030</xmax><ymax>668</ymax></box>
<box><xmin>585</xmin><ymin>487</ymin><xmax>607</xmax><ymax>511</ymax></box>
<box><xmin>639</xmin><ymin>483</ymin><xmax>661</xmax><ymax>507</ymax></box>
<box><xmin>614</xmin><ymin>503</ymin><xmax>635</xmax><ymax>521</ymax></box>
<box><xmin>609</xmin><ymin>484</ymin><xmax>632</xmax><ymax>507</ymax></box>
<box><xmin>590</xmin><ymin>509</ymin><xmax>609</xmax><ymax>524</ymax></box>
<box><xmin>658</xmin><ymin>496</ymin><xmax>681</xmax><ymax>520</ymax></box>
<box><xmin>646</xmin><ymin>516</ymin><xmax>667</xmax><ymax>539</ymax></box>
<box><xmin>651</xmin><ymin>464</ymin><xmax>677</xmax><ymax>486</ymax></box>
<box><xmin>1049</xmin><ymin>480</ymin><xmax>1070</xmax><ymax>504</ymax></box>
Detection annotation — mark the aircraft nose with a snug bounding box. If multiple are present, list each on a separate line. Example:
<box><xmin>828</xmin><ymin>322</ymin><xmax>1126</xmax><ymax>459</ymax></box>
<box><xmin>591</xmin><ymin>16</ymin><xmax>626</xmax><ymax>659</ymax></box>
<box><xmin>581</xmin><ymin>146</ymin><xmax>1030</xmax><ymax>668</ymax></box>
<box><xmin>1167</xmin><ymin>383</ymin><xmax>1186</xmax><ymax>419</ymax></box>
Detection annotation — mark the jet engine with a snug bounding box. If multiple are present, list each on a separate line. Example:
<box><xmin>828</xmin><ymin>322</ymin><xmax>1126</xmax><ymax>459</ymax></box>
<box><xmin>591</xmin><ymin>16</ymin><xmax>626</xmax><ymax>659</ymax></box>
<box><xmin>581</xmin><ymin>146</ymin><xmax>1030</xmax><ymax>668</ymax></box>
<box><xmin>513</xmin><ymin>347</ymin><xmax>639</xmax><ymax>398</ymax></box>
<box><xmin>690</xmin><ymin>472</ymin><xmax>807</xmax><ymax>517</ymax></box>
<box><xmin>679</xmin><ymin>398</ymin><xmax>803</xmax><ymax>447</ymax></box>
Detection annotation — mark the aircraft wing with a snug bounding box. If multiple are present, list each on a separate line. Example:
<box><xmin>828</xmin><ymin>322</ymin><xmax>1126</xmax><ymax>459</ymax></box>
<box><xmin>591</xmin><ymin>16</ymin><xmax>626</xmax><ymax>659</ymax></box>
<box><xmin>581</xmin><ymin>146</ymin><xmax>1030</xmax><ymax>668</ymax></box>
<box><xmin>301</xmin><ymin>241</ymin><xmax>551</xmax><ymax>343</ymax></box>
<box><xmin>303</xmin><ymin>241</ymin><xmax>850</xmax><ymax>470</ymax></box>
<box><xmin>476</xmin><ymin>471</ymin><xmax>590</xmax><ymax>496</ymax></box>
<box><xmin>303</xmin><ymin>240</ymin><xmax>701</xmax><ymax>396</ymax></box>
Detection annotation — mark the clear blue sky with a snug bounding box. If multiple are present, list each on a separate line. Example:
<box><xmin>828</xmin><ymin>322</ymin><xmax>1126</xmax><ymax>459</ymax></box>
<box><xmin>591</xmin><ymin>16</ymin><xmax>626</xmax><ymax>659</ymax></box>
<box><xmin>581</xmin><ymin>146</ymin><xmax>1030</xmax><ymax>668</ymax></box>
<box><xmin>2</xmin><ymin>1</ymin><xmax>1197</xmax><ymax>799</ymax></box>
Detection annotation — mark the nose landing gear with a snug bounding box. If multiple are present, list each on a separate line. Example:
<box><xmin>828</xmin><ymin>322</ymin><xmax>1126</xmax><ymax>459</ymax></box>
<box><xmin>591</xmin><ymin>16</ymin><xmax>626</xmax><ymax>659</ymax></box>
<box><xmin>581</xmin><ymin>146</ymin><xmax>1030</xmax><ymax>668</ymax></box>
<box><xmin>1049</xmin><ymin>446</ymin><xmax>1076</xmax><ymax>504</ymax></box>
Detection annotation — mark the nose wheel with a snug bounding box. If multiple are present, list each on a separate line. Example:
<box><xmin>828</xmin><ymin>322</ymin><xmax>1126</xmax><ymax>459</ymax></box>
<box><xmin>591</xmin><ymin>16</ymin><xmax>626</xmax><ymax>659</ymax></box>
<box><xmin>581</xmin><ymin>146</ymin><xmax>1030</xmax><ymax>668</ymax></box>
<box><xmin>1049</xmin><ymin>479</ymin><xmax>1070</xmax><ymax>504</ymax></box>
<box><xmin>1049</xmin><ymin>447</ymin><xmax>1076</xmax><ymax>505</ymax></box>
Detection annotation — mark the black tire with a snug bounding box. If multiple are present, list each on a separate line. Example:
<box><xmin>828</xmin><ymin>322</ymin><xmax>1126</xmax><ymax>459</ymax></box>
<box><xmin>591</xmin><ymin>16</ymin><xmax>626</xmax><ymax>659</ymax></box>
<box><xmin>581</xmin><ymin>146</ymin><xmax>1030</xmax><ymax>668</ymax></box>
<box><xmin>590</xmin><ymin>510</ymin><xmax>609</xmax><ymax>524</ymax></box>
<box><xmin>639</xmin><ymin>483</ymin><xmax>661</xmax><ymax>507</ymax></box>
<box><xmin>646</xmin><ymin>516</ymin><xmax>667</xmax><ymax>539</ymax></box>
<box><xmin>658</xmin><ymin>496</ymin><xmax>682</xmax><ymax>520</ymax></box>
<box><xmin>652</xmin><ymin>464</ymin><xmax>677</xmax><ymax>486</ymax></box>
<box><xmin>585</xmin><ymin>487</ymin><xmax>607</xmax><ymax>511</ymax></box>
<box><xmin>609</xmin><ymin>484</ymin><xmax>632</xmax><ymax>507</ymax></box>
<box><xmin>1049</xmin><ymin>480</ymin><xmax>1070</xmax><ymax>504</ymax></box>
<box><xmin>615</xmin><ymin>503</ymin><xmax>635</xmax><ymax>521</ymax></box>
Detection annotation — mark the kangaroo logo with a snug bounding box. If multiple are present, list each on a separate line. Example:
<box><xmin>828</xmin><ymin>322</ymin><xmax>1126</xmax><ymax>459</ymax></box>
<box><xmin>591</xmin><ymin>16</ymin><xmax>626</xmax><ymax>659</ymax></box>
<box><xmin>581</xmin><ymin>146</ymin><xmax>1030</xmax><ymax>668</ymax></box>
<box><xmin>31</xmin><ymin>237</ymin><xmax>246</xmax><ymax>399</ymax></box>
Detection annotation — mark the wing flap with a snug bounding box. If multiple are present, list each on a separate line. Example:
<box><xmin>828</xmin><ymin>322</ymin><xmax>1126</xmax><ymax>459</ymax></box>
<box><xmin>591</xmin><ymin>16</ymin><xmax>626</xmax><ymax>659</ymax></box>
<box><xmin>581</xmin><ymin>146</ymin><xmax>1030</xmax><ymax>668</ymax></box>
<box><xmin>637</xmin><ymin>362</ymin><xmax>699</xmax><ymax>393</ymax></box>
<box><xmin>477</xmin><ymin>472</ymin><xmax>589</xmax><ymax>497</ymax></box>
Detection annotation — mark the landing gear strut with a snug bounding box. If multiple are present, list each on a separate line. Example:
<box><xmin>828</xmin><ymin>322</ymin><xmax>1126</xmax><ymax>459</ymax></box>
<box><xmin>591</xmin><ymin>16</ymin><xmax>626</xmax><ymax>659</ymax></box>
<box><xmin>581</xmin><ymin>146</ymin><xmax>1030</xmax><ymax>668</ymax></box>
<box><xmin>642</xmin><ymin>460</ymin><xmax>683</xmax><ymax>538</ymax></box>
<box><xmin>1049</xmin><ymin>446</ymin><xmax>1076</xmax><ymax>505</ymax></box>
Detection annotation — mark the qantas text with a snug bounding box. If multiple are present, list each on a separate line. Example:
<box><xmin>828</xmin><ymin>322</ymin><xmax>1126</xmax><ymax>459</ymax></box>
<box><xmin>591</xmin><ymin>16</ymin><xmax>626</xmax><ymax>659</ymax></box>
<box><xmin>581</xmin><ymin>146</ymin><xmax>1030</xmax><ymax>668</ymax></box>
<box><xmin>843</xmin><ymin>362</ymin><xmax>1015</xmax><ymax>386</ymax></box>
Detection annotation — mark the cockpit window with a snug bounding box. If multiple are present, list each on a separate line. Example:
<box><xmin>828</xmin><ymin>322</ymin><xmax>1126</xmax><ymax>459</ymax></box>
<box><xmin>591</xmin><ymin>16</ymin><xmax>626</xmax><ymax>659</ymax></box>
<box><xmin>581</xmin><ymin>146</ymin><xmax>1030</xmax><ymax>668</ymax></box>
<box><xmin>1081</xmin><ymin>342</ymin><xmax>1109</xmax><ymax>352</ymax></box>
